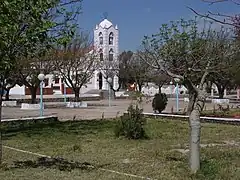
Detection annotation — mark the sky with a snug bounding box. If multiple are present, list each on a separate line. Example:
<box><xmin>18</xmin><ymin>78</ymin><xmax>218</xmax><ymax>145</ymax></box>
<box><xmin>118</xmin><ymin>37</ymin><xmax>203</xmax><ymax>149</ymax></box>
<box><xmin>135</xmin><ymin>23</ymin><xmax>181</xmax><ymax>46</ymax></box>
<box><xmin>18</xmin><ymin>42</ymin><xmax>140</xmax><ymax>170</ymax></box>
<box><xmin>78</xmin><ymin>0</ymin><xmax>239</xmax><ymax>51</ymax></box>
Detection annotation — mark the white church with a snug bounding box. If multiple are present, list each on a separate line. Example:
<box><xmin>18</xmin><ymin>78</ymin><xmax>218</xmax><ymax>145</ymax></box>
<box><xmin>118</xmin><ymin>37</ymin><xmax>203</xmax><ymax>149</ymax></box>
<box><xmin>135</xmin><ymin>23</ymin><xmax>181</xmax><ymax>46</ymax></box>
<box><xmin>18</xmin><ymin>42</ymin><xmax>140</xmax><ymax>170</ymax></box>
<box><xmin>10</xmin><ymin>18</ymin><xmax>120</xmax><ymax>96</ymax></box>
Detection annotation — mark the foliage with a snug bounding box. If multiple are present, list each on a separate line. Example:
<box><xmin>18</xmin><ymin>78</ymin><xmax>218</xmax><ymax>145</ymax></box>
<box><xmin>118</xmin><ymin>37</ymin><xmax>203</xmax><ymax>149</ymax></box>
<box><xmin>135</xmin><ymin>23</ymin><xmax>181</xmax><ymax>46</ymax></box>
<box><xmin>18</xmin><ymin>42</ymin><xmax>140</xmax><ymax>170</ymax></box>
<box><xmin>206</xmin><ymin>27</ymin><xmax>240</xmax><ymax>98</ymax></box>
<box><xmin>118</xmin><ymin>51</ymin><xmax>134</xmax><ymax>88</ymax></box>
<box><xmin>141</xmin><ymin>19</ymin><xmax>236</xmax><ymax>112</ymax></box>
<box><xmin>118</xmin><ymin>51</ymin><xmax>151</xmax><ymax>91</ymax></box>
<box><xmin>0</xmin><ymin>0</ymin><xmax>82</xmax><ymax>101</ymax></box>
<box><xmin>150</xmin><ymin>70</ymin><xmax>171</xmax><ymax>92</ymax></box>
<box><xmin>17</xmin><ymin>52</ymin><xmax>55</xmax><ymax>104</ymax></box>
<box><xmin>114</xmin><ymin>104</ymin><xmax>147</xmax><ymax>139</ymax></box>
<box><xmin>152</xmin><ymin>93</ymin><xmax>168</xmax><ymax>113</ymax></box>
<box><xmin>141</xmin><ymin>18</ymin><xmax>228</xmax><ymax>172</ymax></box>
<box><xmin>0</xmin><ymin>0</ymin><xmax>82</xmax><ymax>165</ymax></box>
<box><xmin>100</xmin><ymin>59</ymin><xmax>121</xmax><ymax>92</ymax></box>
<box><xmin>127</xmin><ymin>52</ymin><xmax>151</xmax><ymax>91</ymax></box>
<box><xmin>52</xmin><ymin>32</ymin><xmax>99</xmax><ymax>101</ymax></box>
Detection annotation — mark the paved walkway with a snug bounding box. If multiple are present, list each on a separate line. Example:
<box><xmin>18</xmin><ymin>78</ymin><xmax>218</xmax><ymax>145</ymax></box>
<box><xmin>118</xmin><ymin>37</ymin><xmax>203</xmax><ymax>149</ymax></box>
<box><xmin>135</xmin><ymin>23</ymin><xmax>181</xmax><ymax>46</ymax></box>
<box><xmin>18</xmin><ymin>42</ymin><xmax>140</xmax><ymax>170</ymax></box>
<box><xmin>2</xmin><ymin>99</ymin><xmax>219</xmax><ymax>120</ymax></box>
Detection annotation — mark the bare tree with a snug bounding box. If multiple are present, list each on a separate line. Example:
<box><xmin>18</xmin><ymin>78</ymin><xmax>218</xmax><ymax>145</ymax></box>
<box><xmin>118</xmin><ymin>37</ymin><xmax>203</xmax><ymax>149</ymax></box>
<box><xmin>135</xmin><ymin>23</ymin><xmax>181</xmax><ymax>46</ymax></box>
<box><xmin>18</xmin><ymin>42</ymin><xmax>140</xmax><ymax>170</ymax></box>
<box><xmin>100</xmin><ymin>59</ymin><xmax>121</xmax><ymax>94</ymax></box>
<box><xmin>205</xmin><ymin>27</ymin><xmax>240</xmax><ymax>98</ymax></box>
<box><xmin>127</xmin><ymin>52</ymin><xmax>151</xmax><ymax>92</ymax></box>
<box><xmin>189</xmin><ymin>1</ymin><xmax>240</xmax><ymax>28</ymax></box>
<box><xmin>150</xmin><ymin>70</ymin><xmax>171</xmax><ymax>93</ymax></box>
<box><xmin>53</xmin><ymin>32</ymin><xmax>99</xmax><ymax>101</ymax></box>
<box><xmin>141</xmin><ymin>19</ymin><xmax>234</xmax><ymax>172</ymax></box>
<box><xmin>17</xmin><ymin>51</ymin><xmax>54</xmax><ymax>104</ymax></box>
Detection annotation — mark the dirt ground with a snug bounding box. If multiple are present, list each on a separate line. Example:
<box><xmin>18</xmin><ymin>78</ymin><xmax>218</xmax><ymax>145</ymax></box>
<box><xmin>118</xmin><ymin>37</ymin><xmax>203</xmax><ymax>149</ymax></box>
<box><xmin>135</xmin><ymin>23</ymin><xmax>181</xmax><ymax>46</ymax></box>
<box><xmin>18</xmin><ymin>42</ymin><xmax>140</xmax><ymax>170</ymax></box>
<box><xmin>2</xmin><ymin>98</ymin><xmax>219</xmax><ymax>120</ymax></box>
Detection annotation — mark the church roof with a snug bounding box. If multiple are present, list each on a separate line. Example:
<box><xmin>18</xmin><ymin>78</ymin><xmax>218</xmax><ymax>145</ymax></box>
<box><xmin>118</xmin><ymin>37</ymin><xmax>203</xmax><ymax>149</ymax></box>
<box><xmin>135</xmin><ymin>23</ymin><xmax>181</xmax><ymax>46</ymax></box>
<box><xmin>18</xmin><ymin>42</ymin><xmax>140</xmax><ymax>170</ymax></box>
<box><xmin>99</xmin><ymin>18</ymin><xmax>113</xmax><ymax>29</ymax></box>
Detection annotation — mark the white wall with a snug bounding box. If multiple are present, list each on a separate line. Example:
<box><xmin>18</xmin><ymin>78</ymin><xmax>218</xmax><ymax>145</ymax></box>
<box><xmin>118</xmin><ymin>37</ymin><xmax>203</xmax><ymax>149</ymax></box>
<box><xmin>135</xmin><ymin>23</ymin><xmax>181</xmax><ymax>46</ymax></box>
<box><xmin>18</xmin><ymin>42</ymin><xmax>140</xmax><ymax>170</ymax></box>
<box><xmin>141</xmin><ymin>85</ymin><xmax>188</xmax><ymax>96</ymax></box>
<box><xmin>94</xmin><ymin>18</ymin><xmax>119</xmax><ymax>62</ymax></box>
<box><xmin>9</xmin><ymin>85</ymin><xmax>25</xmax><ymax>95</ymax></box>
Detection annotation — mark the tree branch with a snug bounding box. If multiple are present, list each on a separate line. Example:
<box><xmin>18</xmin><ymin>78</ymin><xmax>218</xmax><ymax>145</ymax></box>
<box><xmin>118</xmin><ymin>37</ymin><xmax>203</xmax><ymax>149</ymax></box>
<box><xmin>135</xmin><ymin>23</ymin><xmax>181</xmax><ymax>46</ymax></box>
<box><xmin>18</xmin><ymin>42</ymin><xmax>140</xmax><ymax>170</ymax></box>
<box><xmin>187</xmin><ymin>7</ymin><xmax>239</xmax><ymax>28</ymax></box>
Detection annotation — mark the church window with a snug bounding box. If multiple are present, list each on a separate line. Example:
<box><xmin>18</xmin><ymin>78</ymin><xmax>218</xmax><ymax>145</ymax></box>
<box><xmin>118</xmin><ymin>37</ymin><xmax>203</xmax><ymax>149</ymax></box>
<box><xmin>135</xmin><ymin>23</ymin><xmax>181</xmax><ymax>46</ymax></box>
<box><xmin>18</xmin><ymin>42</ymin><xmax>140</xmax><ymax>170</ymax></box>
<box><xmin>109</xmin><ymin>32</ymin><xmax>114</xmax><ymax>45</ymax></box>
<box><xmin>99</xmin><ymin>32</ymin><xmax>103</xmax><ymax>45</ymax></box>
<box><xmin>99</xmin><ymin>49</ymin><xmax>103</xmax><ymax>61</ymax></box>
<box><xmin>109</xmin><ymin>48</ymin><xmax>114</xmax><ymax>61</ymax></box>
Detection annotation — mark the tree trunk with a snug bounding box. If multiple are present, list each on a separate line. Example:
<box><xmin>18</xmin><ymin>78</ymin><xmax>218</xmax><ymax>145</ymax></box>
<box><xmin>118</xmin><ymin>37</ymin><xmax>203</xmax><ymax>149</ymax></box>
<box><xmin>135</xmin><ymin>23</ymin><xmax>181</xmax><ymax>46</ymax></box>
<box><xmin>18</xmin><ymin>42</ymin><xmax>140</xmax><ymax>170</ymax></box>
<box><xmin>189</xmin><ymin>91</ymin><xmax>206</xmax><ymax>173</ymax></box>
<box><xmin>74</xmin><ymin>88</ymin><xmax>80</xmax><ymax>102</ymax></box>
<box><xmin>5</xmin><ymin>89</ymin><xmax>10</xmax><ymax>101</ymax></box>
<box><xmin>0</xmin><ymin>89</ymin><xmax>3</xmax><ymax>164</ymax></box>
<box><xmin>205</xmin><ymin>81</ymin><xmax>212</xmax><ymax>93</ymax></box>
<box><xmin>138</xmin><ymin>84</ymin><xmax>142</xmax><ymax>92</ymax></box>
<box><xmin>187</xmin><ymin>92</ymin><xmax>196</xmax><ymax>115</ymax></box>
<box><xmin>30</xmin><ymin>87</ymin><xmax>37</xmax><ymax>104</ymax></box>
<box><xmin>216</xmin><ymin>84</ymin><xmax>225</xmax><ymax>99</ymax></box>
<box><xmin>158</xmin><ymin>85</ymin><xmax>162</xmax><ymax>94</ymax></box>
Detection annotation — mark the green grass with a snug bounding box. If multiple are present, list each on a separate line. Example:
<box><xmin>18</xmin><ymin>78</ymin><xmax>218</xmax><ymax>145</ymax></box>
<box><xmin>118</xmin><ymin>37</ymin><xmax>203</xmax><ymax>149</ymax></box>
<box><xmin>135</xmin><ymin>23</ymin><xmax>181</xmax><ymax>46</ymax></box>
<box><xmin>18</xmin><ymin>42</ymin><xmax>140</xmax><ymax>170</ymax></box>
<box><xmin>0</xmin><ymin>119</ymin><xmax>240</xmax><ymax>180</ymax></box>
<box><xmin>201</xmin><ymin>108</ymin><xmax>240</xmax><ymax>117</ymax></box>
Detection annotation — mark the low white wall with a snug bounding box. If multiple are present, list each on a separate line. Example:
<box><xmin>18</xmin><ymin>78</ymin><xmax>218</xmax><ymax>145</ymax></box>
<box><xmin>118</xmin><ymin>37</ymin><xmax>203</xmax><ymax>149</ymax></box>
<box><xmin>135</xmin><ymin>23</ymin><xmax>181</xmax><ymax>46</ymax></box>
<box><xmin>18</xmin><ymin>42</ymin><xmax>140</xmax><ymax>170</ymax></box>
<box><xmin>212</xmin><ymin>99</ymin><xmax>229</xmax><ymax>105</ymax></box>
<box><xmin>21</xmin><ymin>103</ymin><xmax>43</xmax><ymax>110</ymax></box>
<box><xmin>66</xmin><ymin>101</ymin><xmax>87</xmax><ymax>108</ymax></box>
<box><xmin>141</xmin><ymin>85</ymin><xmax>188</xmax><ymax>96</ymax></box>
<box><xmin>2</xmin><ymin>101</ymin><xmax>17</xmax><ymax>107</ymax></box>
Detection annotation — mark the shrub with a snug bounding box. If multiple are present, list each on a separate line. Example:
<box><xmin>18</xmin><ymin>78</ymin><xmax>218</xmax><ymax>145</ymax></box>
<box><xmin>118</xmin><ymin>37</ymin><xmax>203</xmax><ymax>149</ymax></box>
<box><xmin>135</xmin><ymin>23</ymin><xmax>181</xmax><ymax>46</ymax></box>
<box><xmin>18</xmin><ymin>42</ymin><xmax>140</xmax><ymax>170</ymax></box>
<box><xmin>114</xmin><ymin>104</ymin><xmax>147</xmax><ymax>139</ymax></box>
<box><xmin>152</xmin><ymin>93</ymin><xmax>168</xmax><ymax>113</ymax></box>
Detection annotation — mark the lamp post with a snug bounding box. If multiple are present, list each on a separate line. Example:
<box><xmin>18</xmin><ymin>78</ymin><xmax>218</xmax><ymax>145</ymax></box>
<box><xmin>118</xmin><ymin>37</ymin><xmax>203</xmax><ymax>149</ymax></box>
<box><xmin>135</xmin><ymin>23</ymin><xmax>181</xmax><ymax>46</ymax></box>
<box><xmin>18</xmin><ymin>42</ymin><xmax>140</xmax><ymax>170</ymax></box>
<box><xmin>170</xmin><ymin>81</ymin><xmax>173</xmax><ymax>98</ymax></box>
<box><xmin>38</xmin><ymin>73</ymin><xmax>45</xmax><ymax>117</ymax></box>
<box><xmin>107</xmin><ymin>77</ymin><xmax>112</xmax><ymax>107</ymax></box>
<box><xmin>174</xmin><ymin>78</ymin><xmax>180</xmax><ymax>112</ymax></box>
<box><xmin>63</xmin><ymin>78</ymin><xmax>67</xmax><ymax>104</ymax></box>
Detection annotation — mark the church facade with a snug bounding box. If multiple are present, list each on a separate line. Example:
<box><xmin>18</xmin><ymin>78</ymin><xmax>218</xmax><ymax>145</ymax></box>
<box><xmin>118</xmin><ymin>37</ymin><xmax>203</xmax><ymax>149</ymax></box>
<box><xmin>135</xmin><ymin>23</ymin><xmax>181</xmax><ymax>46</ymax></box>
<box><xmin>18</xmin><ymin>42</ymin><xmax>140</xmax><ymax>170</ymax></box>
<box><xmin>9</xmin><ymin>18</ymin><xmax>120</xmax><ymax>96</ymax></box>
<box><xmin>93</xmin><ymin>18</ymin><xmax>119</xmax><ymax>91</ymax></box>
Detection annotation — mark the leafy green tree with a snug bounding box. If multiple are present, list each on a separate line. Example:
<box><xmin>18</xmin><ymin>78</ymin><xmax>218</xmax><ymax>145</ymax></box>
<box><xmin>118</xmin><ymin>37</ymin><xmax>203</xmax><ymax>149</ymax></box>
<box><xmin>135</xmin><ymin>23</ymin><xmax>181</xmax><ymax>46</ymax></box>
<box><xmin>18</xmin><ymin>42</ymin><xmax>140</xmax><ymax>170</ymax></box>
<box><xmin>0</xmin><ymin>0</ymin><xmax>82</xmax><ymax>164</ymax></box>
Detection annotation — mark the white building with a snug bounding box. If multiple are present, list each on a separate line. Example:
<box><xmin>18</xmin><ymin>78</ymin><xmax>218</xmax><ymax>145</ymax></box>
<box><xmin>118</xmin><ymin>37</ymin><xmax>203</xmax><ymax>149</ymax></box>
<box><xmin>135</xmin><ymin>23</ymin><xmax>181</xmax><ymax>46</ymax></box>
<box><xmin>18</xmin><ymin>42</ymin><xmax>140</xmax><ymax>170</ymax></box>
<box><xmin>9</xmin><ymin>18</ymin><xmax>119</xmax><ymax>96</ymax></box>
<box><xmin>93</xmin><ymin>18</ymin><xmax>119</xmax><ymax>91</ymax></box>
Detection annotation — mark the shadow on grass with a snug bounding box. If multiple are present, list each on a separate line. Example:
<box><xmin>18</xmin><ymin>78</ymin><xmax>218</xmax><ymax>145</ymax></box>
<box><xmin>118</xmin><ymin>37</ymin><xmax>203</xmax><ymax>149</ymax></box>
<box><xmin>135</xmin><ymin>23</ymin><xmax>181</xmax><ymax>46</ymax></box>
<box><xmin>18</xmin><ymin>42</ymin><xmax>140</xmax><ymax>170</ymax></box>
<box><xmin>2</xmin><ymin>120</ymin><xmax>116</xmax><ymax>140</ymax></box>
<box><xmin>4</xmin><ymin>157</ymin><xmax>110</xmax><ymax>172</ymax></box>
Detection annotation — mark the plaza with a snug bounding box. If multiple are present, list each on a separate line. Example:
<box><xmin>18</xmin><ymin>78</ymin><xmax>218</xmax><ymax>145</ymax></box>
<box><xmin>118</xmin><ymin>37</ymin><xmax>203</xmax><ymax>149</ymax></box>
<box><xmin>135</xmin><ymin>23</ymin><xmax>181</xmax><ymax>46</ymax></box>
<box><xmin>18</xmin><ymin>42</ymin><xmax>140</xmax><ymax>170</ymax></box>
<box><xmin>2</xmin><ymin>97</ymin><xmax>220</xmax><ymax>120</ymax></box>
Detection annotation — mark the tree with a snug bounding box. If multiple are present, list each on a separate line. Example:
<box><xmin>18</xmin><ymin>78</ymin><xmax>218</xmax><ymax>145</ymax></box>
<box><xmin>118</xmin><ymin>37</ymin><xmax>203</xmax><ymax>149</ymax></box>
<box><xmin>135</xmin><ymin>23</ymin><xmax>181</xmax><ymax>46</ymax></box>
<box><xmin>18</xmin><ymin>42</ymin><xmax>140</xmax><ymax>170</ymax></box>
<box><xmin>3</xmin><ymin>70</ymin><xmax>20</xmax><ymax>100</ymax></box>
<box><xmin>100</xmin><ymin>59</ymin><xmax>121</xmax><ymax>94</ymax></box>
<box><xmin>141</xmin><ymin>19</ymin><xmax>233</xmax><ymax>172</ymax></box>
<box><xmin>17</xmin><ymin>52</ymin><xmax>54</xmax><ymax>104</ymax></box>
<box><xmin>53</xmin><ymin>33</ymin><xmax>99</xmax><ymax>101</ymax></box>
<box><xmin>127</xmin><ymin>52</ymin><xmax>151</xmax><ymax>92</ymax></box>
<box><xmin>206</xmin><ymin>27</ymin><xmax>240</xmax><ymax>98</ymax></box>
<box><xmin>189</xmin><ymin>0</ymin><xmax>240</xmax><ymax>28</ymax></box>
<box><xmin>118</xmin><ymin>51</ymin><xmax>135</xmax><ymax>89</ymax></box>
<box><xmin>150</xmin><ymin>70</ymin><xmax>171</xmax><ymax>93</ymax></box>
<box><xmin>0</xmin><ymin>0</ymin><xmax>82</xmax><ymax>164</ymax></box>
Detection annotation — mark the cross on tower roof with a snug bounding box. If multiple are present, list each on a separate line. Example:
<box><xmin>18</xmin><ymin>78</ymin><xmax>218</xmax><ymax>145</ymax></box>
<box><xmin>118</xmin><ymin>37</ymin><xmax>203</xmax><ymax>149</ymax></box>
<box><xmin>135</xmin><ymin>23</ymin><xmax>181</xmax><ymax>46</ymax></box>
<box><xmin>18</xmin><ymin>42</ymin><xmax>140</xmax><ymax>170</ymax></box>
<box><xmin>103</xmin><ymin>12</ymin><xmax>108</xmax><ymax>19</ymax></box>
